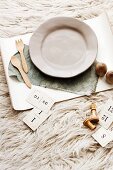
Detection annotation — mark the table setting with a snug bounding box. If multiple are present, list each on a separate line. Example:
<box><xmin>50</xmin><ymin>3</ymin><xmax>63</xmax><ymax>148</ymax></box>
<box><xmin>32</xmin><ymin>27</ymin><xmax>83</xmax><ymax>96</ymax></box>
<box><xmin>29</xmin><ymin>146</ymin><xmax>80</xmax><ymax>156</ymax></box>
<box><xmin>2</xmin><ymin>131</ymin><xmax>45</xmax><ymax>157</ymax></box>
<box><xmin>1</xmin><ymin>11</ymin><xmax>113</xmax><ymax>140</ymax></box>
<box><xmin>1</xmin><ymin>13</ymin><xmax>113</xmax><ymax>110</ymax></box>
<box><xmin>1</xmin><ymin>2</ymin><xmax>113</xmax><ymax>169</ymax></box>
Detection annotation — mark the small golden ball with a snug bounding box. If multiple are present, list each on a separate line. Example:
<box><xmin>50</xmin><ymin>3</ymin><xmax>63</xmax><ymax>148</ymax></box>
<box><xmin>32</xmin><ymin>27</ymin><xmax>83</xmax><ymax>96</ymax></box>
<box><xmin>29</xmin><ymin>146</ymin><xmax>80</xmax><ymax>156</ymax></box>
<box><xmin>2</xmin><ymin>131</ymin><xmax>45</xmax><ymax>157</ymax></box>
<box><xmin>95</xmin><ymin>62</ymin><xmax>107</xmax><ymax>77</ymax></box>
<box><xmin>106</xmin><ymin>71</ymin><xmax>113</xmax><ymax>84</ymax></box>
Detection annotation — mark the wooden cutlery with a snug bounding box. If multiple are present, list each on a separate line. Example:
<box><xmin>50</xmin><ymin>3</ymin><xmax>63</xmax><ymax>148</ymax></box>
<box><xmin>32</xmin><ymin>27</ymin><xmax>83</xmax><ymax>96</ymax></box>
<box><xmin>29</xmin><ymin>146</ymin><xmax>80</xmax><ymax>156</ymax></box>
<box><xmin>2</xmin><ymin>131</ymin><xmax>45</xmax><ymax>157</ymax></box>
<box><xmin>16</xmin><ymin>39</ymin><xmax>29</xmax><ymax>73</ymax></box>
<box><xmin>11</xmin><ymin>56</ymin><xmax>31</xmax><ymax>89</ymax></box>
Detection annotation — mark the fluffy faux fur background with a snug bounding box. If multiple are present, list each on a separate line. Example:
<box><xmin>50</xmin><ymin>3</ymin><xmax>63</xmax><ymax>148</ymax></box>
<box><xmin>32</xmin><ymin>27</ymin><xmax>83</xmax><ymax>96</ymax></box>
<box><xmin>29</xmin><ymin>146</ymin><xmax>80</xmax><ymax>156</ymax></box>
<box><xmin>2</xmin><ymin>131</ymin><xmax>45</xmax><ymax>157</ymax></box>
<box><xmin>1</xmin><ymin>0</ymin><xmax>113</xmax><ymax>170</ymax></box>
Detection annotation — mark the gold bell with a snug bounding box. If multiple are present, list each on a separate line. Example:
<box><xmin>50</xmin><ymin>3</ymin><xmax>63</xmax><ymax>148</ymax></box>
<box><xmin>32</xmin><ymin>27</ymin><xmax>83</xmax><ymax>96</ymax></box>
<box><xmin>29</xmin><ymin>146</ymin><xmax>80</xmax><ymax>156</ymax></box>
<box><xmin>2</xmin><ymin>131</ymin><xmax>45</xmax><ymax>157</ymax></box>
<box><xmin>83</xmin><ymin>103</ymin><xmax>99</xmax><ymax>130</ymax></box>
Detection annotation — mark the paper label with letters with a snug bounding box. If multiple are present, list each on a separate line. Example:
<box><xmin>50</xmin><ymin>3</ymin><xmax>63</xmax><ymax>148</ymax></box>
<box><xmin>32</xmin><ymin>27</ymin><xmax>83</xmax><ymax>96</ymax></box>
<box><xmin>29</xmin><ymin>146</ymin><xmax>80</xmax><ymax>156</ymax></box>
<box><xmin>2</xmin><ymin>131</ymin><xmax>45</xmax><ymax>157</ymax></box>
<box><xmin>23</xmin><ymin>107</ymin><xmax>52</xmax><ymax>131</ymax></box>
<box><xmin>26</xmin><ymin>89</ymin><xmax>55</xmax><ymax>112</ymax></box>
<box><xmin>92</xmin><ymin>127</ymin><xmax>113</xmax><ymax>147</ymax></box>
<box><xmin>24</xmin><ymin>90</ymin><xmax>55</xmax><ymax>131</ymax></box>
<box><xmin>99</xmin><ymin>99</ymin><xmax>113</xmax><ymax>129</ymax></box>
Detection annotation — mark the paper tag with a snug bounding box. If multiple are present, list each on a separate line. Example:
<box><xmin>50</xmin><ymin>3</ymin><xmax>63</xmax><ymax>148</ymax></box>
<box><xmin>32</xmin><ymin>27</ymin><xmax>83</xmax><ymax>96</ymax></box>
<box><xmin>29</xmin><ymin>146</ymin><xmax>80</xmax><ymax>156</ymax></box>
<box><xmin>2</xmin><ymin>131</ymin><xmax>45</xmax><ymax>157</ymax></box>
<box><xmin>23</xmin><ymin>107</ymin><xmax>52</xmax><ymax>131</ymax></box>
<box><xmin>92</xmin><ymin>127</ymin><xmax>113</xmax><ymax>147</ymax></box>
<box><xmin>23</xmin><ymin>109</ymin><xmax>40</xmax><ymax>131</ymax></box>
<box><xmin>108</xmin><ymin>123</ymin><xmax>113</xmax><ymax>134</ymax></box>
<box><xmin>26</xmin><ymin>89</ymin><xmax>55</xmax><ymax>112</ymax></box>
<box><xmin>99</xmin><ymin>99</ymin><xmax>113</xmax><ymax>129</ymax></box>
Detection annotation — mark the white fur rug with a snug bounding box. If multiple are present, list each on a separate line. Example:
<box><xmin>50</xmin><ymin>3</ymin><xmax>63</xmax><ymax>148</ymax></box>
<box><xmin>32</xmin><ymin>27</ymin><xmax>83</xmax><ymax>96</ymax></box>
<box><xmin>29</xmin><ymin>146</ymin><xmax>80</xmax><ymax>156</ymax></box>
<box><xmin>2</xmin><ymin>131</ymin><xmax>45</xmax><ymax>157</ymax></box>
<box><xmin>0</xmin><ymin>0</ymin><xmax>113</xmax><ymax>170</ymax></box>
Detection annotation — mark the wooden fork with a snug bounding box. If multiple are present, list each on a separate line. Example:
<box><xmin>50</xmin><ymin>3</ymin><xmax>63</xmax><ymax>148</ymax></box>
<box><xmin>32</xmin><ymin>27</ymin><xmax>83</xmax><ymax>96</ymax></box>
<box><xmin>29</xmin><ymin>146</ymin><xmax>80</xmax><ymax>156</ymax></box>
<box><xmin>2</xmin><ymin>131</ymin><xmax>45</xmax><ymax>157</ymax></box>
<box><xmin>16</xmin><ymin>39</ymin><xmax>29</xmax><ymax>73</ymax></box>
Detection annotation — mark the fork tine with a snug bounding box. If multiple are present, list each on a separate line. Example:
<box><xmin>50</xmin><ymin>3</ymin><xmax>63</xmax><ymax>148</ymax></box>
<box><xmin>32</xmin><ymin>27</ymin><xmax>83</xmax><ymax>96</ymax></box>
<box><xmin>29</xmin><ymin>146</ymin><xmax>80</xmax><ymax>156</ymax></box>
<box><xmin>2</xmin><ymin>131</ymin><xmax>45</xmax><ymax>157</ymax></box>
<box><xmin>19</xmin><ymin>39</ymin><xmax>21</xmax><ymax>44</ymax></box>
<box><xmin>20</xmin><ymin>39</ymin><xmax>23</xmax><ymax>44</ymax></box>
<box><xmin>15</xmin><ymin>40</ymin><xmax>18</xmax><ymax>46</ymax></box>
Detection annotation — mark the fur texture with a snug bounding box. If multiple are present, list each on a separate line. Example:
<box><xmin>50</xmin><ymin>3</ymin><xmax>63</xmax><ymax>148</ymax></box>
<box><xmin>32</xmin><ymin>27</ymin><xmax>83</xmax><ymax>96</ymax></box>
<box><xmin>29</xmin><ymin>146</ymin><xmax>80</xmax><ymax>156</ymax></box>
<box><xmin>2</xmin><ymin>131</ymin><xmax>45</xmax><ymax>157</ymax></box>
<box><xmin>0</xmin><ymin>0</ymin><xmax>113</xmax><ymax>169</ymax></box>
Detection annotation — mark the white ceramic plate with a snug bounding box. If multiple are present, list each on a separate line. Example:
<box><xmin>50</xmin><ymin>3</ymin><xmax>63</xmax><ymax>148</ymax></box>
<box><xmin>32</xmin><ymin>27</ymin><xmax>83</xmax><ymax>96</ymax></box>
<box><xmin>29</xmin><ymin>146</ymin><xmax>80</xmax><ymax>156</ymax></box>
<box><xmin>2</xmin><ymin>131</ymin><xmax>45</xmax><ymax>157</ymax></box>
<box><xmin>29</xmin><ymin>17</ymin><xmax>98</xmax><ymax>78</ymax></box>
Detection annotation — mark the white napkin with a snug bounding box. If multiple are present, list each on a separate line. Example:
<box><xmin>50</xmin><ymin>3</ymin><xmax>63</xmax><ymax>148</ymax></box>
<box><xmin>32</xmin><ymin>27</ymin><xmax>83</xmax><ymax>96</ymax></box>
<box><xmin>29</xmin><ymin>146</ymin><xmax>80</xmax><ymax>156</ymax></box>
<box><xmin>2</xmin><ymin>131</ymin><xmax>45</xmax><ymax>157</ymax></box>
<box><xmin>0</xmin><ymin>13</ymin><xmax>113</xmax><ymax>110</ymax></box>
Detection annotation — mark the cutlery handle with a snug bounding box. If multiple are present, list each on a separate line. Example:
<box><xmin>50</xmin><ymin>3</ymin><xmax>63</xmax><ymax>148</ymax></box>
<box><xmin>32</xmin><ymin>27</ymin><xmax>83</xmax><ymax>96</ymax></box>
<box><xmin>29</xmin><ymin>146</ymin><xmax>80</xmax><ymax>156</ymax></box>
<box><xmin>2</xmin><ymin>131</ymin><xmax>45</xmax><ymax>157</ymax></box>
<box><xmin>20</xmin><ymin>51</ymin><xmax>29</xmax><ymax>73</ymax></box>
<box><xmin>19</xmin><ymin>67</ymin><xmax>31</xmax><ymax>89</ymax></box>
